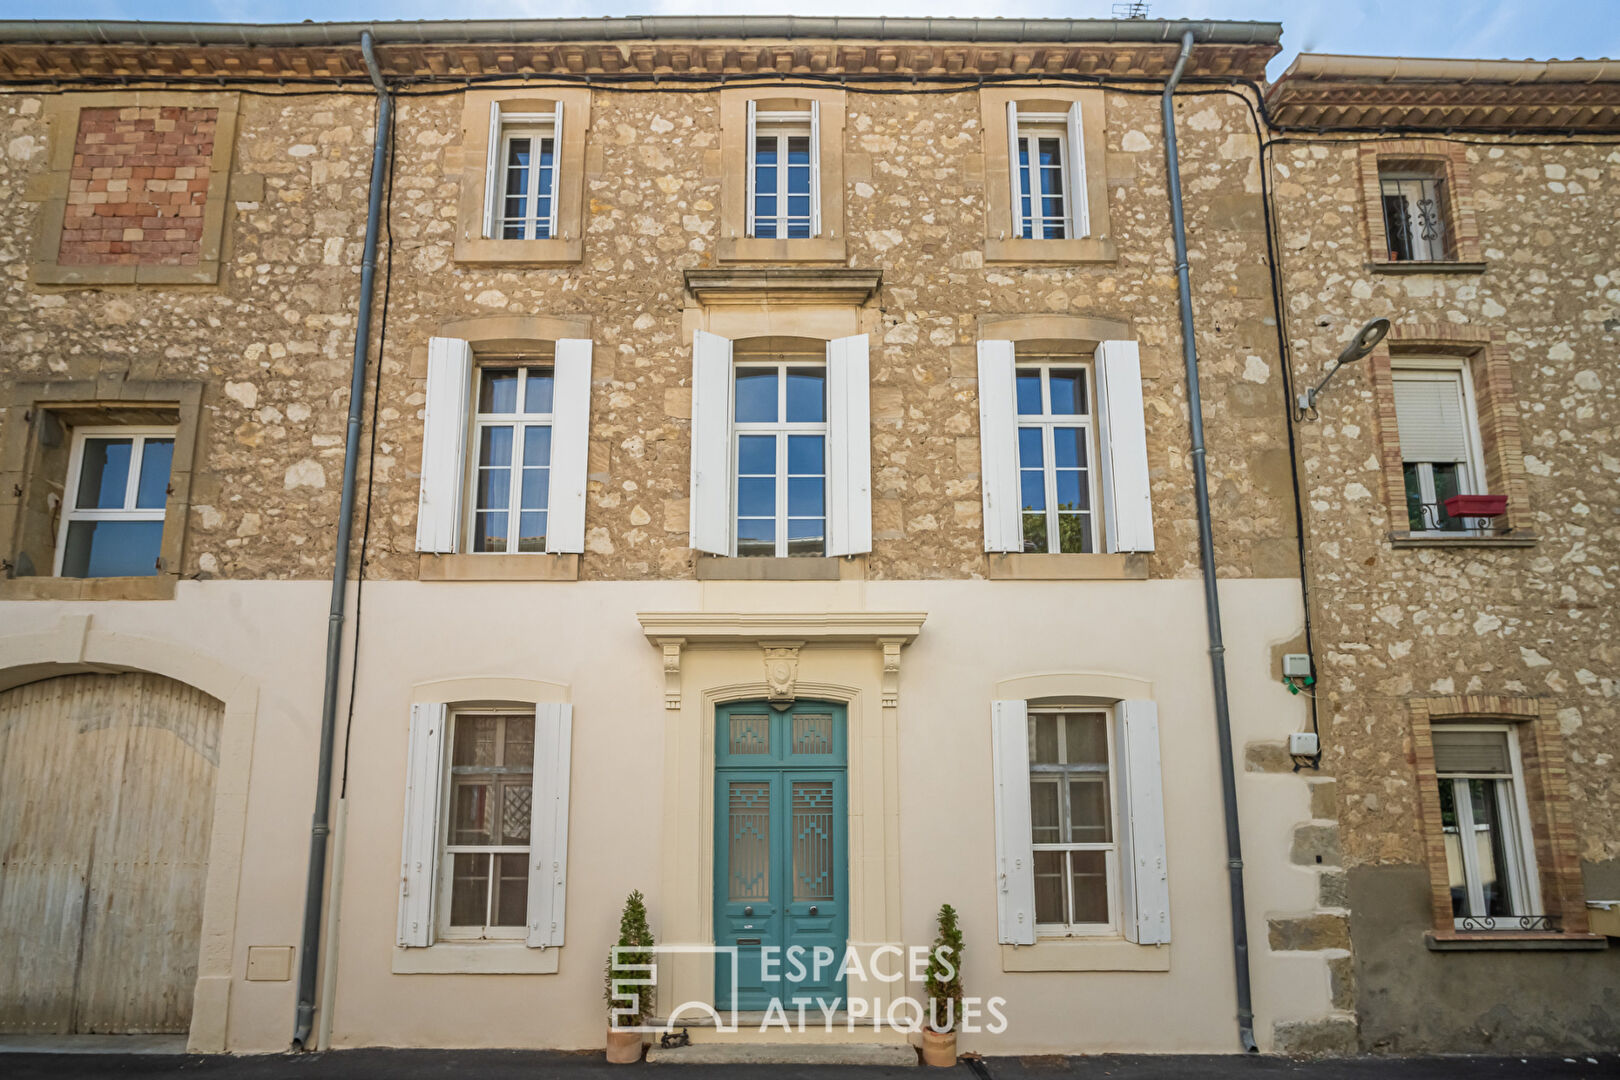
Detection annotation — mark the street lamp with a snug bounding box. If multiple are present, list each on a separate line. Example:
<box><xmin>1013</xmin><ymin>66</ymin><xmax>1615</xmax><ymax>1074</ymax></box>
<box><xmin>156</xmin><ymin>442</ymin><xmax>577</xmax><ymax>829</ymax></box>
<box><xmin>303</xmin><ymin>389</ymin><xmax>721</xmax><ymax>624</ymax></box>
<box><xmin>1295</xmin><ymin>317</ymin><xmax>1390</xmax><ymax>420</ymax></box>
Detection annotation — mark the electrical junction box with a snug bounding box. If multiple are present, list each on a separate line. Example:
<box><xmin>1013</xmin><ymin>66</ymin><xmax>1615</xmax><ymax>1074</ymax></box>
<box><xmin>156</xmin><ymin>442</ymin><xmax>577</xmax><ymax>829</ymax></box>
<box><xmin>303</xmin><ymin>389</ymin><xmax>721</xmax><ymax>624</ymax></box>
<box><xmin>1282</xmin><ymin>653</ymin><xmax>1313</xmax><ymax>678</ymax></box>
<box><xmin>1289</xmin><ymin>732</ymin><xmax>1320</xmax><ymax>757</ymax></box>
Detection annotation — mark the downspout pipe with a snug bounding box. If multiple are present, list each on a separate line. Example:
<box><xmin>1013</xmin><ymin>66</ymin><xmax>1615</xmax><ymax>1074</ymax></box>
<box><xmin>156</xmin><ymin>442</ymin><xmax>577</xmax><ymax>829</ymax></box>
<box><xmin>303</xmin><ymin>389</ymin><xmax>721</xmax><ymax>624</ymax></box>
<box><xmin>1161</xmin><ymin>29</ymin><xmax>1258</xmax><ymax>1053</ymax></box>
<box><xmin>292</xmin><ymin>27</ymin><xmax>391</xmax><ymax>1051</ymax></box>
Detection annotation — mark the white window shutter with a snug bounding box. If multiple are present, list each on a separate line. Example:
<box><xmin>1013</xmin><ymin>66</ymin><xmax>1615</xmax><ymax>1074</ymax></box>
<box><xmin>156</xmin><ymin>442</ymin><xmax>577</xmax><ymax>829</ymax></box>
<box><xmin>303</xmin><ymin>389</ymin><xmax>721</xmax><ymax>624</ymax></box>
<box><xmin>527</xmin><ymin>702</ymin><xmax>573</xmax><ymax>948</ymax></box>
<box><xmin>398</xmin><ymin>703</ymin><xmax>447</xmax><ymax>948</ymax></box>
<box><xmin>689</xmin><ymin>330</ymin><xmax>734</xmax><ymax>555</ymax></box>
<box><xmin>809</xmin><ymin>99</ymin><xmax>823</xmax><ymax>238</ymax></box>
<box><xmin>826</xmin><ymin>334</ymin><xmax>871</xmax><ymax>557</ymax></box>
<box><xmin>744</xmin><ymin>99</ymin><xmax>757</xmax><ymax>238</ymax></box>
<box><xmin>483</xmin><ymin>101</ymin><xmax>502</xmax><ymax>239</ymax></box>
<box><xmin>1005</xmin><ymin>100</ymin><xmax>1022</xmax><ymax>238</ymax></box>
<box><xmin>548</xmin><ymin>102</ymin><xmax>564</xmax><ymax>239</ymax></box>
<box><xmin>1392</xmin><ymin>372</ymin><xmax>1471</xmax><ymax>463</ymax></box>
<box><xmin>545</xmin><ymin>339</ymin><xmax>593</xmax><ymax>554</ymax></box>
<box><xmin>992</xmin><ymin>699</ymin><xmax>1035</xmax><ymax>945</ymax></box>
<box><xmin>977</xmin><ymin>339</ymin><xmax>1021</xmax><ymax>553</ymax></box>
<box><xmin>1115</xmin><ymin>699</ymin><xmax>1170</xmax><ymax>944</ymax></box>
<box><xmin>1066</xmin><ymin>101</ymin><xmax>1090</xmax><ymax>239</ymax></box>
<box><xmin>1096</xmin><ymin>339</ymin><xmax>1154</xmax><ymax>553</ymax></box>
<box><xmin>416</xmin><ymin>337</ymin><xmax>472</xmax><ymax>554</ymax></box>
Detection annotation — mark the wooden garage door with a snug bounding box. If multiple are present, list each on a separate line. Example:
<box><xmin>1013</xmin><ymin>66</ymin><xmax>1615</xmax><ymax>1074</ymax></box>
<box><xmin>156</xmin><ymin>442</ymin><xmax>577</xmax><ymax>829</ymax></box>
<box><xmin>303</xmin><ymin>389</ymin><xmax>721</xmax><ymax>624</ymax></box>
<box><xmin>0</xmin><ymin>672</ymin><xmax>221</xmax><ymax>1034</ymax></box>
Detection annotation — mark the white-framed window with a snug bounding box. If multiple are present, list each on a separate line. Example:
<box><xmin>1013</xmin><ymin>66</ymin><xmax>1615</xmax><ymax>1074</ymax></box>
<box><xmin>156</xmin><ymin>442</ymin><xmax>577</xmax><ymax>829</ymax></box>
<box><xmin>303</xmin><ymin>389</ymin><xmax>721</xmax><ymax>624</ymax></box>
<box><xmin>398</xmin><ymin>700</ymin><xmax>572</xmax><ymax>950</ymax></box>
<box><xmin>1391</xmin><ymin>360</ymin><xmax>1486</xmax><ymax>534</ymax></box>
<box><xmin>688</xmin><ymin>331</ymin><xmax>870</xmax><ymax>560</ymax></box>
<box><xmin>1433</xmin><ymin>725</ymin><xmax>1544</xmax><ymax>930</ymax></box>
<box><xmin>992</xmin><ymin>697</ymin><xmax>1168</xmax><ymax>946</ymax></box>
<box><xmin>483</xmin><ymin>104</ymin><xmax>562</xmax><ymax>241</ymax></box>
<box><xmin>1380</xmin><ymin>171</ymin><xmax>1447</xmax><ymax>263</ymax></box>
<box><xmin>440</xmin><ymin>709</ymin><xmax>535</xmax><ymax>940</ymax></box>
<box><xmin>1006</xmin><ymin>102</ymin><xmax>1088</xmax><ymax>241</ymax></box>
<box><xmin>1029</xmin><ymin>707</ymin><xmax>1117</xmax><ymax>934</ymax></box>
<box><xmin>416</xmin><ymin>337</ymin><xmax>593</xmax><ymax>557</ymax></box>
<box><xmin>469</xmin><ymin>365</ymin><xmax>554</xmax><ymax>554</ymax></box>
<box><xmin>746</xmin><ymin>101</ymin><xmax>820</xmax><ymax>239</ymax></box>
<box><xmin>1016</xmin><ymin>364</ymin><xmax>1100</xmax><ymax>554</ymax></box>
<box><xmin>55</xmin><ymin>426</ymin><xmax>175</xmax><ymax>578</ymax></box>
<box><xmin>733</xmin><ymin>360</ymin><xmax>828</xmax><ymax>558</ymax></box>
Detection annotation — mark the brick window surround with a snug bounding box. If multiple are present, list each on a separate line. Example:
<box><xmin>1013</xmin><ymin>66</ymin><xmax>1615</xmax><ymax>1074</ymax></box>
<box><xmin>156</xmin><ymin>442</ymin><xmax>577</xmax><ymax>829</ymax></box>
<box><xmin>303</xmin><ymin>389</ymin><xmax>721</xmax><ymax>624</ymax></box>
<box><xmin>979</xmin><ymin>87</ymin><xmax>1115</xmax><ymax>265</ymax></box>
<box><xmin>1408</xmin><ymin>694</ymin><xmax>1601</xmax><ymax>945</ymax></box>
<box><xmin>454</xmin><ymin>88</ymin><xmax>590</xmax><ymax>266</ymax></box>
<box><xmin>31</xmin><ymin>92</ymin><xmax>240</xmax><ymax>286</ymax></box>
<box><xmin>717</xmin><ymin>87</ymin><xmax>847</xmax><ymax>264</ymax></box>
<box><xmin>1369</xmin><ymin>323</ymin><xmax>1534</xmax><ymax>544</ymax></box>
<box><xmin>0</xmin><ymin>378</ymin><xmax>203</xmax><ymax>601</ymax></box>
<box><xmin>1357</xmin><ymin>139</ymin><xmax>1484</xmax><ymax>271</ymax></box>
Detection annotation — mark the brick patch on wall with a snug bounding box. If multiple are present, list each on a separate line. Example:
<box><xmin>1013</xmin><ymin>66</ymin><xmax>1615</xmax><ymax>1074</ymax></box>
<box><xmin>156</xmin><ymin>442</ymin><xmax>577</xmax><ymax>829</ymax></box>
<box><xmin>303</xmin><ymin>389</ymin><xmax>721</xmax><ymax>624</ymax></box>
<box><xmin>59</xmin><ymin>106</ymin><xmax>217</xmax><ymax>266</ymax></box>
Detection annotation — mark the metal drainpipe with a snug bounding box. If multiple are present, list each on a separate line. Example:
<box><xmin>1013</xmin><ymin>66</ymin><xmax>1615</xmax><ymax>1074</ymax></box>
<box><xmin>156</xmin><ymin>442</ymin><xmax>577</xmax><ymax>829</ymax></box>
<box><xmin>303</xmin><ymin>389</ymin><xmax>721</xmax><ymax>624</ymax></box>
<box><xmin>1160</xmin><ymin>29</ymin><xmax>1258</xmax><ymax>1053</ymax></box>
<box><xmin>291</xmin><ymin>27</ymin><xmax>391</xmax><ymax>1051</ymax></box>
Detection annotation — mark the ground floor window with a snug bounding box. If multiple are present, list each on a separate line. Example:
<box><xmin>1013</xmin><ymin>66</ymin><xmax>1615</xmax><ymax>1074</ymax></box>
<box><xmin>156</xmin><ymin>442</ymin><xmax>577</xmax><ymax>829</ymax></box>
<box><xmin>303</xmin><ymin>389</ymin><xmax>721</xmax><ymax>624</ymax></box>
<box><xmin>442</xmin><ymin>710</ymin><xmax>534</xmax><ymax>939</ymax></box>
<box><xmin>1433</xmin><ymin>725</ymin><xmax>1543</xmax><ymax>929</ymax></box>
<box><xmin>1028</xmin><ymin>707</ymin><xmax>1116</xmax><ymax>934</ymax></box>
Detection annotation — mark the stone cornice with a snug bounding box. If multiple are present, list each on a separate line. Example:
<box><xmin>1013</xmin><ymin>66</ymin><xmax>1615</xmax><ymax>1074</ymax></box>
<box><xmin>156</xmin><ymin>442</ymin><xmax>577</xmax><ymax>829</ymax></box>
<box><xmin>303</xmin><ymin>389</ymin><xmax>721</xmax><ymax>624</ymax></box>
<box><xmin>637</xmin><ymin>610</ymin><xmax>925</xmax><ymax>646</ymax></box>
<box><xmin>683</xmin><ymin>268</ymin><xmax>882</xmax><ymax>307</ymax></box>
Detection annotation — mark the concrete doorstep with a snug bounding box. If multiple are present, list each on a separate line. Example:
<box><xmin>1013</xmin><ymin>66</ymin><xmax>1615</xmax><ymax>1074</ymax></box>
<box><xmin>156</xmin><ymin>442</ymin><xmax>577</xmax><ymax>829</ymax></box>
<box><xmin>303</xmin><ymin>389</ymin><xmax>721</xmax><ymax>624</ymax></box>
<box><xmin>644</xmin><ymin>1041</ymin><xmax>918</xmax><ymax>1066</ymax></box>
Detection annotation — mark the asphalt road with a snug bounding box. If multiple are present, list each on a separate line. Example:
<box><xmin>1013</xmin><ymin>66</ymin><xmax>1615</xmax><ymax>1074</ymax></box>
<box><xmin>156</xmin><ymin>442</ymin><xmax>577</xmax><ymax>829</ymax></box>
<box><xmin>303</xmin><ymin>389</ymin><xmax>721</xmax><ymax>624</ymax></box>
<box><xmin>0</xmin><ymin>1051</ymin><xmax>1617</xmax><ymax>1080</ymax></box>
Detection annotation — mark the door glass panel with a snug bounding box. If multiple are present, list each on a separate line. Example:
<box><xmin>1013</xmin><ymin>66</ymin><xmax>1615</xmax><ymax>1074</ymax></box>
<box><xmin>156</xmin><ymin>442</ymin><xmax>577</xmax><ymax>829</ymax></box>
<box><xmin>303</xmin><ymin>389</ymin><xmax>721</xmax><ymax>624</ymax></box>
<box><xmin>728</xmin><ymin>781</ymin><xmax>771</xmax><ymax>901</ymax></box>
<box><xmin>729</xmin><ymin>715</ymin><xmax>770</xmax><ymax>755</ymax></box>
<box><xmin>792</xmin><ymin>714</ymin><xmax>832</xmax><ymax>755</ymax></box>
<box><xmin>792</xmin><ymin>781</ymin><xmax>835</xmax><ymax>902</ymax></box>
<box><xmin>1069</xmin><ymin>851</ymin><xmax>1109</xmax><ymax>924</ymax></box>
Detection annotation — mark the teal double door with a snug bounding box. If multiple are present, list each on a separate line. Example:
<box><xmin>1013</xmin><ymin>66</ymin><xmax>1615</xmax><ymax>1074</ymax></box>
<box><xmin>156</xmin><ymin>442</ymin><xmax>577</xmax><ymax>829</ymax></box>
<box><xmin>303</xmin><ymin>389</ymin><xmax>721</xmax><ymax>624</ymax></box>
<box><xmin>714</xmin><ymin>700</ymin><xmax>848</xmax><ymax>1012</ymax></box>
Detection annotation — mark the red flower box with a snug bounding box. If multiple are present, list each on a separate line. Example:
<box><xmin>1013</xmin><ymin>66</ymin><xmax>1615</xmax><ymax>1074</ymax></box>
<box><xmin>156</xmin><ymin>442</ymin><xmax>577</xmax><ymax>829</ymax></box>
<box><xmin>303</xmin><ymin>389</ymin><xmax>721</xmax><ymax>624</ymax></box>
<box><xmin>1444</xmin><ymin>494</ymin><xmax>1508</xmax><ymax>518</ymax></box>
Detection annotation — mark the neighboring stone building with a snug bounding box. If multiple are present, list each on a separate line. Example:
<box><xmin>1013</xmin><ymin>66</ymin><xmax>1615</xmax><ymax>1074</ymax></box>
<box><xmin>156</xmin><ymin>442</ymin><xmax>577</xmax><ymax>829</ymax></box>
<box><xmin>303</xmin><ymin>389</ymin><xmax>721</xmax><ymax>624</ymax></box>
<box><xmin>0</xmin><ymin>16</ymin><xmax>1612</xmax><ymax>1060</ymax></box>
<box><xmin>1264</xmin><ymin>56</ymin><xmax>1620</xmax><ymax>1052</ymax></box>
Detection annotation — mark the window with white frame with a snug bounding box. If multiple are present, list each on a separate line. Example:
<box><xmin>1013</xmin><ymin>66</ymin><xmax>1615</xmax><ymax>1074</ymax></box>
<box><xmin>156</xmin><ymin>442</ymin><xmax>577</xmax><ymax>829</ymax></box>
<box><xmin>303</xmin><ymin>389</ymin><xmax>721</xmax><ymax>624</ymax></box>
<box><xmin>1006</xmin><ymin>102</ymin><xmax>1088</xmax><ymax>241</ymax></box>
<box><xmin>484</xmin><ymin>105</ymin><xmax>562</xmax><ymax>241</ymax></box>
<box><xmin>56</xmin><ymin>426</ymin><xmax>174</xmax><ymax>578</ymax></box>
<box><xmin>1380</xmin><ymin>169</ymin><xmax>1447</xmax><ymax>263</ymax></box>
<box><xmin>1016</xmin><ymin>364</ymin><xmax>1099</xmax><ymax>554</ymax></box>
<box><xmin>1029</xmin><ymin>707</ymin><xmax>1116</xmax><ymax>933</ymax></box>
<box><xmin>733</xmin><ymin>360</ymin><xmax>828</xmax><ymax>557</ymax></box>
<box><xmin>1391</xmin><ymin>362</ymin><xmax>1485</xmax><ymax>533</ymax></box>
<box><xmin>442</xmin><ymin>709</ymin><xmax>535</xmax><ymax>939</ymax></box>
<box><xmin>470</xmin><ymin>365</ymin><xmax>555</xmax><ymax>553</ymax></box>
<box><xmin>1433</xmin><ymin>726</ymin><xmax>1543</xmax><ymax>929</ymax></box>
<box><xmin>747</xmin><ymin>102</ymin><xmax>820</xmax><ymax>239</ymax></box>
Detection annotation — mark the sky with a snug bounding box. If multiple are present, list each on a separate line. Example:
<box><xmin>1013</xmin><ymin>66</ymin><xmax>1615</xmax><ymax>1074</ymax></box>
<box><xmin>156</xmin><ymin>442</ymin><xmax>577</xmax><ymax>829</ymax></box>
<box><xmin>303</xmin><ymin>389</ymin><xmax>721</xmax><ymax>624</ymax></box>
<box><xmin>0</xmin><ymin>0</ymin><xmax>1614</xmax><ymax>79</ymax></box>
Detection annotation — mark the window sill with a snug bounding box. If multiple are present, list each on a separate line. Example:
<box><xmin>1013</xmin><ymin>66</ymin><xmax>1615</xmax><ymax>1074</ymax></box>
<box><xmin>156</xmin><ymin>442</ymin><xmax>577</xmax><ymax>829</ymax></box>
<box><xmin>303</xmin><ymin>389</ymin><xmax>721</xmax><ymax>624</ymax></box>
<box><xmin>984</xmin><ymin>236</ymin><xmax>1118</xmax><ymax>265</ymax></box>
<box><xmin>717</xmin><ymin>236</ymin><xmax>848</xmax><ymax>263</ymax></box>
<box><xmin>1424</xmin><ymin>931</ymin><xmax>1607</xmax><ymax>952</ymax></box>
<box><xmin>1369</xmin><ymin>260</ymin><xmax>1486</xmax><ymax>275</ymax></box>
<box><xmin>392</xmin><ymin>942</ymin><xmax>561</xmax><ymax>974</ymax></box>
<box><xmin>695</xmin><ymin>556</ymin><xmax>865</xmax><ymax>581</ymax></box>
<box><xmin>418</xmin><ymin>553</ymin><xmax>580</xmax><ymax>581</ymax></box>
<box><xmin>453</xmin><ymin>235</ymin><xmax>582</xmax><ymax>266</ymax></box>
<box><xmin>985</xmin><ymin>552</ymin><xmax>1148</xmax><ymax>581</ymax></box>
<box><xmin>0</xmin><ymin>574</ymin><xmax>177</xmax><ymax>601</ymax></box>
<box><xmin>1001</xmin><ymin>940</ymin><xmax>1169</xmax><ymax>972</ymax></box>
<box><xmin>1388</xmin><ymin>531</ymin><xmax>1538</xmax><ymax>549</ymax></box>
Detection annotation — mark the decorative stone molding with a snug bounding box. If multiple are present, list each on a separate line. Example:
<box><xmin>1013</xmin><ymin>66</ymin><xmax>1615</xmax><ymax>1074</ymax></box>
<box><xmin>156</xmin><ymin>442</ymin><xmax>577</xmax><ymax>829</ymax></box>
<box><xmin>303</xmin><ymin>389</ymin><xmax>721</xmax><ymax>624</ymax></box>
<box><xmin>659</xmin><ymin>639</ymin><xmax>684</xmax><ymax>710</ymax></box>
<box><xmin>879</xmin><ymin>639</ymin><xmax>902</xmax><ymax>709</ymax></box>
<box><xmin>761</xmin><ymin>641</ymin><xmax>804</xmax><ymax>703</ymax></box>
<box><xmin>683</xmin><ymin>268</ymin><xmax>882</xmax><ymax>307</ymax></box>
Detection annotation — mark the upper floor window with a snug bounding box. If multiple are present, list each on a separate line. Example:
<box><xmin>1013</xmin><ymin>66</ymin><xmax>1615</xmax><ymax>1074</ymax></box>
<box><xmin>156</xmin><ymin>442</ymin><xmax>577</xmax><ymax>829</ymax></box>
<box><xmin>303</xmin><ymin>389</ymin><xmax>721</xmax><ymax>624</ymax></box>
<box><xmin>470</xmin><ymin>366</ymin><xmax>555</xmax><ymax>554</ymax></box>
<box><xmin>57</xmin><ymin>427</ymin><xmax>174</xmax><ymax>578</ymax></box>
<box><xmin>734</xmin><ymin>361</ymin><xmax>827</xmax><ymax>558</ymax></box>
<box><xmin>1433</xmin><ymin>726</ymin><xmax>1542</xmax><ymax>929</ymax></box>
<box><xmin>1016</xmin><ymin>364</ymin><xmax>1099</xmax><ymax>554</ymax></box>
<box><xmin>747</xmin><ymin>103</ymin><xmax>820</xmax><ymax>240</ymax></box>
<box><xmin>1006</xmin><ymin>102</ymin><xmax>1088</xmax><ymax>242</ymax></box>
<box><xmin>1029</xmin><ymin>707</ymin><xmax>1116</xmax><ymax>933</ymax></box>
<box><xmin>1391</xmin><ymin>362</ymin><xmax>1484</xmax><ymax>533</ymax></box>
<box><xmin>485</xmin><ymin>106</ymin><xmax>561</xmax><ymax>241</ymax></box>
<box><xmin>1380</xmin><ymin>169</ymin><xmax>1447</xmax><ymax>263</ymax></box>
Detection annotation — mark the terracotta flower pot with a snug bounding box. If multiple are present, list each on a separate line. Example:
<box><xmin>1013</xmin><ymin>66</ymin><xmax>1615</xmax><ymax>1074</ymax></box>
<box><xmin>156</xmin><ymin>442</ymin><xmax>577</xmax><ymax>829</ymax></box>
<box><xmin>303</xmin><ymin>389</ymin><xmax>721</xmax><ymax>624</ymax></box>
<box><xmin>606</xmin><ymin>1026</ymin><xmax>643</xmax><ymax>1064</ymax></box>
<box><xmin>921</xmin><ymin>1028</ymin><xmax>957</xmax><ymax>1068</ymax></box>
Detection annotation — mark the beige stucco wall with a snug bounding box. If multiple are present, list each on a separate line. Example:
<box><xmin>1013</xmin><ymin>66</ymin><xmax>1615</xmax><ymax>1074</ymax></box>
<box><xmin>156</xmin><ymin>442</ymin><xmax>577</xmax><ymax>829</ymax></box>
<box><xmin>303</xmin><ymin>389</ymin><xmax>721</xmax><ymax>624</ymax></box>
<box><xmin>1</xmin><ymin>576</ymin><xmax>1326</xmax><ymax>1053</ymax></box>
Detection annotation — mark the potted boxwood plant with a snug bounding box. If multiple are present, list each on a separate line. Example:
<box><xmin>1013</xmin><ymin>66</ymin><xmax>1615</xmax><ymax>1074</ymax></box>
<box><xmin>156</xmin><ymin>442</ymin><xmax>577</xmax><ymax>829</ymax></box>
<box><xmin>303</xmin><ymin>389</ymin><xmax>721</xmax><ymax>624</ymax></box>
<box><xmin>604</xmin><ymin>890</ymin><xmax>654</xmax><ymax>1064</ymax></box>
<box><xmin>922</xmin><ymin>903</ymin><xmax>964</xmax><ymax>1067</ymax></box>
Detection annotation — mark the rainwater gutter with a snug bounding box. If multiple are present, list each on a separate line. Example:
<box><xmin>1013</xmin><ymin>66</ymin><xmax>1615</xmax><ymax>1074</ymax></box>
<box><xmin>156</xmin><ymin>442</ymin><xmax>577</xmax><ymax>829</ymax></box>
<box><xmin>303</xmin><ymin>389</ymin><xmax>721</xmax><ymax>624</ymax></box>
<box><xmin>1160</xmin><ymin>28</ymin><xmax>1258</xmax><ymax>1054</ymax></box>
<box><xmin>291</xmin><ymin>27</ymin><xmax>391</xmax><ymax>1052</ymax></box>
